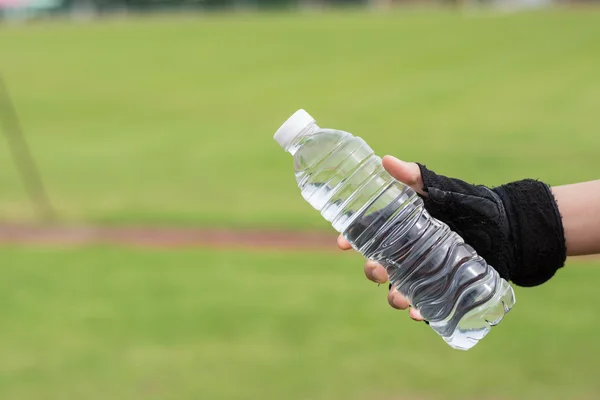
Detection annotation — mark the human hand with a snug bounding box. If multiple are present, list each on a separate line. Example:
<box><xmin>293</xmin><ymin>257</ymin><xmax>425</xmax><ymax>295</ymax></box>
<box><xmin>337</xmin><ymin>153</ymin><xmax>566</xmax><ymax>320</ymax></box>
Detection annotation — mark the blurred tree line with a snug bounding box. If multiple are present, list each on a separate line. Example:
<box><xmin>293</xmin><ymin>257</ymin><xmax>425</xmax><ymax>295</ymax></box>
<box><xmin>0</xmin><ymin>0</ymin><xmax>384</xmax><ymax>20</ymax></box>
<box><xmin>4</xmin><ymin>0</ymin><xmax>587</xmax><ymax>21</ymax></box>
<box><xmin>55</xmin><ymin>0</ymin><xmax>373</xmax><ymax>15</ymax></box>
<box><xmin>1</xmin><ymin>0</ymin><xmax>394</xmax><ymax>21</ymax></box>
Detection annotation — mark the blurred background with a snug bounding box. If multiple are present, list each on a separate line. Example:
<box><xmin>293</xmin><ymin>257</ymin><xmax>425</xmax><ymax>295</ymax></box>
<box><xmin>1</xmin><ymin>1</ymin><xmax>599</xmax><ymax>399</ymax></box>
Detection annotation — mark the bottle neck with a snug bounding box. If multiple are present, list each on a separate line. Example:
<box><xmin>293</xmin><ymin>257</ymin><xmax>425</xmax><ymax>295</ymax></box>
<box><xmin>286</xmin><ymin>122</ymin><xmax>319</xmax><ymax>155</ymax></box>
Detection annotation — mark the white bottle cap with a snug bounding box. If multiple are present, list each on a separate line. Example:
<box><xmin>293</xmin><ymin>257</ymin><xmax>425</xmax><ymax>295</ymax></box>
<box><xmin>273</xmin><ymin>109</ymin><xmax>317</xmax><ymax>149</ymax></box>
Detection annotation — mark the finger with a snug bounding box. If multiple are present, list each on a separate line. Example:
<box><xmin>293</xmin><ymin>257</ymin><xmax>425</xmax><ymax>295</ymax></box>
<box><xmin>382</xmin><ymin>155</ymin><xmax>426</xmax><ymax>197</ymax></box>
<box><xmin>337</xmin><ymin>234</ymin><xmax>353</xmax><ymax>250</ymax></box>
<box><xmin>364</xmin><ymin>260</ymin><xmax>389</xmax><ymax>284</ymax></box>
<box><xmin>409</xmin><ymin>307</ymin><xmax>425</xmax><ymax>321</ymax></box>
<box><xmin>387</xmin><ymin>287</ymin><xmax>410</xmax><ymax>310</ymax></box>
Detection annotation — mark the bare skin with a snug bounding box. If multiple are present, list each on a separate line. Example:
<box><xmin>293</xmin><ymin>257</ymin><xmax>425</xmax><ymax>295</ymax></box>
<box><xmin>337</xmin><ymin>155</ymin><xmax>600</xmax><ymax>321</ymax></box>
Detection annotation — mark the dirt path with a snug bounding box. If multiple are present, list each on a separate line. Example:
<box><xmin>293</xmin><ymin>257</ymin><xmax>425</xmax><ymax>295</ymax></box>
<box><xmin>1</xmin><ymin>224</ymin><xmax>597</xmax><ymax>262</ymax></box>
<box><xmin>0</xmin><ymin>224</ymin><xmax>338</xmax><ymax>252</ymax></box>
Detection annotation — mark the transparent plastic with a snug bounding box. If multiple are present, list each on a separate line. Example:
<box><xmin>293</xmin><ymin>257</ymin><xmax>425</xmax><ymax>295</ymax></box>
<box><xmin>277</xmin><ymin>118</ymin><xmax>515</xmax><ymax>351</ymax></box>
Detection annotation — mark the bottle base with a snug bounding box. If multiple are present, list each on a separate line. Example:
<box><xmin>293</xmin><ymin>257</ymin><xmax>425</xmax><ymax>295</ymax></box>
<box><xmin>431</xmin><ymin>278</ymin><xmax>516</xmax><ymax>351</ymax></box>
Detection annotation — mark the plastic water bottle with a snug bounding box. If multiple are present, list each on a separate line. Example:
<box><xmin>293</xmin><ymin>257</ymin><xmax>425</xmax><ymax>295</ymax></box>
<box><xmin>273</xmin><ymin>109</ymin><xmax>516</xmax><ymax>351</ymax></box>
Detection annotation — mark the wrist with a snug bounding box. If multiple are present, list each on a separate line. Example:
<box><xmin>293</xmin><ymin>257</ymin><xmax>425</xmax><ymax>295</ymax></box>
<box><xmin>494</xmin><ymin>179</ymin><xmax>567</xmax><ymax>287</ymax></box>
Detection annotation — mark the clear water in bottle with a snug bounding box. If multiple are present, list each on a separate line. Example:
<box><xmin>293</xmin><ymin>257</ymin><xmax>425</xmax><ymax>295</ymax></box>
<box><xmin>274</xmin><ymin>109</ymin><xmax>515</xmax><ymax>351</ymax></box>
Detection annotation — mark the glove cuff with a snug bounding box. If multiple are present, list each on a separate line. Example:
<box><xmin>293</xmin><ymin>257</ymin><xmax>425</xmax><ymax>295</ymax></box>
<box><xmin>494</xmin><ymin>180</ymin><xmax>567</xmax><ymax>287</ymax></box>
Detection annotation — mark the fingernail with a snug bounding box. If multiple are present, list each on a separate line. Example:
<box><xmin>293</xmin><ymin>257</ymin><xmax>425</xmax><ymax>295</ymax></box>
<box><xmin>365</xmin><ymin>260</ymin><xmax>378</xmax><ymax>270</ymax></box>
<box><xmin>372</xmin><ymin>268</ymin><xmax>387</xmax><ymax>284</ymax></box>
<box><xmin>391</xmin><ymin>293</ymin><xmax>403</xmax><ymax>308</ymax></box>
<box><xmin>395</xmin><ymin>156</ymin><xmax>411</xmax><ymax>164</ymax></box>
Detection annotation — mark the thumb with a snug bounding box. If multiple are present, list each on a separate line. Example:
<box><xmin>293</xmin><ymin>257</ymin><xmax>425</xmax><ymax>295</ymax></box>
<box><xmin>382</xmin><ymin>155</ymin><xmax>426</xmax><ymax>196</ymax></box>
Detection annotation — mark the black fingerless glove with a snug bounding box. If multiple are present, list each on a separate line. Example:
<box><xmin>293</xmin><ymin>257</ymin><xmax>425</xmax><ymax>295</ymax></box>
<box><xmin>416</xmin><ymin>163</ymin><xmax>567</xmax><ymax>287</ymax></box>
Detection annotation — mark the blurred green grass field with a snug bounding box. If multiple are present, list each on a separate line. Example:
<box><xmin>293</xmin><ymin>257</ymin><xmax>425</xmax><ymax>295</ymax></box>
<box><xmin>0</xmin><ymin>9</ymin><xmax>599</xmax><ymax>228</ymax></box>
<box><xmin>1</xmin><ymin>247</ymin><xmax>599</xmax><ymax>400</ymax></box>
<box><xmin>1</xmin><ymin>8</ymin><xmax>600</xmax><ymax>400</ymax></box>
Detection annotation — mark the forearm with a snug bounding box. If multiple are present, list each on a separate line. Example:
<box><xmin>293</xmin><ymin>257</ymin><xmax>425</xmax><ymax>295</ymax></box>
<box><xmin>551</xmin><ymin>180</ymin><xmax>600</xmax><ymax>256</ymax></box>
